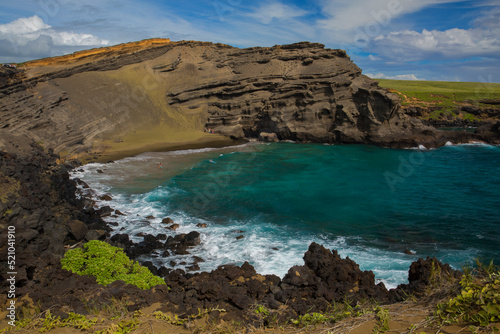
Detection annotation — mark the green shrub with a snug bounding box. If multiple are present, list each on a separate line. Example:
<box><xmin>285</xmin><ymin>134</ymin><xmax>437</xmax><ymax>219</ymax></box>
<box><xmin>435</xmin><ymin>260</ymin><xmax>500</xmax><ymax>330</ymax></box>
<box><xmin>373</xmin><ymin>306</ymin><xmax>391</xmax><ymax>333</ymax></box>
<box><xmin>61</xmin><ymin>240</ymin><xmax>165</xmax><ymax>289</ymax></box>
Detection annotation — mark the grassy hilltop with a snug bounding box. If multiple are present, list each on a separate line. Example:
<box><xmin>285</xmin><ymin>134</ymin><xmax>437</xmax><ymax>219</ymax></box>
<box><xmin>377</xmin><ymin>79</ymin><xmax>500</xmax><ymax>122</ymax></box>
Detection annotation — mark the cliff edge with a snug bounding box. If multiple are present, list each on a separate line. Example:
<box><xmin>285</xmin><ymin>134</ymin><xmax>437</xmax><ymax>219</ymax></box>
<box><xmin>0</xmin><ymin>39</ymin><xmax>449</xmax><ymax>160</ymax></box>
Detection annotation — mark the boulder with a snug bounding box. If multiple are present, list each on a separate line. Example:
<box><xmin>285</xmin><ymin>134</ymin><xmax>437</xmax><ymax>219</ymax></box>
<box><xmin>99</xmin><ymin>194</ymin><xmax>112</xmax><ymax>201</ymax></box>
<box><xmin>166</xmin><ymin>224</ymin><xmax>180</xmax><ymax>231</ymax></box>
<box><xmin>276</xmin><ymin>243</ymin><xmax>389</xmax><ymax>307</ymax></box>
<box><xmin>85</xmin><ymin>229</ymin><xmax>107</xmax><ymax>241</ymax></box>
<box><xmin>183</xmin><ymin>231</ymin><xmax>201</xmax><ymax>247</ymax></box>
<box><xmin>67</xmin><ymin>220</ymin><xmax>88</xmax><ymax>241</ymax></box>
<box><xmin>97</xmin><ymin>206</ymin><xmax>113</xmax><ymax>217</ymax></box>
<box><xmin>162</xmin><ymin>217</ymin><xmax>174</xmax><ymax>225</ymax></box>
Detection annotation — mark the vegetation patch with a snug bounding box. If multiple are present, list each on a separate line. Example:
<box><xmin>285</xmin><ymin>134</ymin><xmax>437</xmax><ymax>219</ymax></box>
<box><xmin>377</xmin><ymin>79</ymin><xmax>500</xmax><ymax>122</ymax></box>
<box><xmin>434</xmin><ymin>260</ymin><xmax>500</xmax><ymax>333</ymax></box>
<box><xmin>290</xmin><ymin>301</ymin><xmax>373</xmax><ymax>329</ymax></box>
<box><xmin>373</xmin><ymin>306</ymin><xmax>391</xmax><ymax>333</ymax></box>
<box><xmin>61</xmin><ymin>240</ymin><xmax>166</xmax><ymax>289</ymax></box>
<box><xmin>377</xmin><ymin>80</ymin><xmax>500</xmax><ymax>102</ymax></box>
<box><xmin>1</xmin><ymin>310</ymin><xmax>98</xmax><ymax>333</ymax></box>
<box><xmin>0</xmin><ymin>172</ymin><xmax>20</xmax><ymax>204</ymax></box>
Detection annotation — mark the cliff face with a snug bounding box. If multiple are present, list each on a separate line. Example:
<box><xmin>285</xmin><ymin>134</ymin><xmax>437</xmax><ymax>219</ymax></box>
<box><xmin>1</xmin><ymin>39</ymin><xmax>430</xmax><ymax>158</ymax></box>
<box><xmin>167</xmin><ymin>42</ymin><xmax>409</xmax><ymax>143</ymax></box>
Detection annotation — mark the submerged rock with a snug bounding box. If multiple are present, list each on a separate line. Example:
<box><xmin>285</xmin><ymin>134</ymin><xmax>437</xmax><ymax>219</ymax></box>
<box><xmin>161</xmin><ymin>217</ymin><xmax>174</xmax><ymax>225</ymax></box>
<box><xmin>166</xmin><ymin>223</ymin><xmax>180</xmax><ymax>231</ymax></box>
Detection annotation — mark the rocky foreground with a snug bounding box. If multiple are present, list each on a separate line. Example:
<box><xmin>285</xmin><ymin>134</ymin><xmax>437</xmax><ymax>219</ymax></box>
<box><xmin>0</xmin><ymin>138</ymin><xmax>463</xmax><ymax>327</ymax></box>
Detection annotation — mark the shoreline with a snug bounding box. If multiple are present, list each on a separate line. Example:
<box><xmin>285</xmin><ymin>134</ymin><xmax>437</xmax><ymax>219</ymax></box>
<box><xmin>86</xmin><ymin>133</ymin><xmax>499</xmax><ymax>165</ymax></box>
<box><xmin>85</xmin><ymin>134</ymin><xmax>244</xmax><ymax>164</ymax></box>
<box><xmin>1</xmin><ymin>136</ymin><xmax>497</xmax><ymax>333</ymax></box>
<box><xmin>71</xmin><ymin>139</ymin><xmax>499</xmax><ymax>287</ymax></box>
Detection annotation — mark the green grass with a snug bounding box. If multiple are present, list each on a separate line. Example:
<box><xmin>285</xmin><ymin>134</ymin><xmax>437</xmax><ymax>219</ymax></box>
<box><xmin>377</xmin><ymin>79</ymin><xmax>500</xmax><ymax>104</ymax></box>
<box><xmin>376</xmin><ymin>80</ymin><xmax>500</xmax><ymax>122</ymax></box>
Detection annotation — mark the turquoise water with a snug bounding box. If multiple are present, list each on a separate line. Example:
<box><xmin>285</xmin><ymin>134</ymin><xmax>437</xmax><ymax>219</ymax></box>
<box><xmin>72</xmin><ymin>142</ymin><xmax>500</xmax><ymax>288</ymax></box>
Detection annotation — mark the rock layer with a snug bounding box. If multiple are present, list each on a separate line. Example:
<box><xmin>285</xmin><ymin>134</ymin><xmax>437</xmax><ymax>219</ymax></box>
<box><xmin>1</xmin><ymin>39</ymin><xmax>452</xmax><ymax>158</ymax></box>
<box><xmin>167</xmin><ymin>42</ymin><xmax>419</xmax><ymax>144</ymax></box>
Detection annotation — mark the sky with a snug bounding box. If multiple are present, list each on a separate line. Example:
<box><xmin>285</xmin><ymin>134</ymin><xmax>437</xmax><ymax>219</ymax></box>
<box><xmin>0</xmin><ymin>0</ymin><xmax>499</xmax><ymax>82</ymax></box>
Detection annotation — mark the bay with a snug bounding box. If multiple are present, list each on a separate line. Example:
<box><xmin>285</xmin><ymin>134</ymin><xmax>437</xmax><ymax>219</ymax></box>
<box><xmin>71</xmin><ymin>142</ymin><xmax>500</xmax><ymax>288</ymax></box>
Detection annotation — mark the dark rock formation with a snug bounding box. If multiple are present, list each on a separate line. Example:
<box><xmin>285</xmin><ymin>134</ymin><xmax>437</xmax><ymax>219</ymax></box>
<box><xmin>394</xmin><ymin>257</ymin><xmax>462</xmax><ymax>297</ymax></box>
<box><xmin>475</xmin><ymin>121</ymin><xmax>500</xmax><ymax>143</ymax></box>
<box><xmin>0</xmin><ymin>134</ymin><xmax>109</xmax><ymax>300</ymax></box>
<box><xmin>276</xmin><ymin>243</ymin><xmax>389</xmax><ymax>314</ymax></box>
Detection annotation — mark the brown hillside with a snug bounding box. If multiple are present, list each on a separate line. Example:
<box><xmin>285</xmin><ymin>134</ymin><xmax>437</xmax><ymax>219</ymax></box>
<box><xmin>2</xmin><ymin>39</ymin><xmax>497</xmax><ymax>161</ymax></box>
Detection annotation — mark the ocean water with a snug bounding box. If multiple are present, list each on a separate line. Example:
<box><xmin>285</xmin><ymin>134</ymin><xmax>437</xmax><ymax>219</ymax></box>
<box><xmin>71</xmin><ymin>142</ymin><xmax>500</xmax><ymax>289</ymax></box>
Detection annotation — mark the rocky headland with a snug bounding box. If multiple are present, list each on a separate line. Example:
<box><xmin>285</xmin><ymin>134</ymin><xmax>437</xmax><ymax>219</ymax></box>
<box><xmin>1</xmin><ymin>39</ymin><xmax>499</xmax><ymax>332</ymax></box>
<box><xmin>2</xmin><ymin>38</ymin><xmax>498</xmax><ymax>162</ymax></box>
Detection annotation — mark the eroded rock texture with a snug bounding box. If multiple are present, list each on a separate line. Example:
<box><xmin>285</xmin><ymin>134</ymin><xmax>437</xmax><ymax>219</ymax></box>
<box><xmin>168</xmin><ymin>42</ymin><xmax>413</xmax><ymax>144</ymax></box>
<box><xmin>1</xmin><ymin>40</ymin><xmax>437</xmax><ymax>157</ymax></box>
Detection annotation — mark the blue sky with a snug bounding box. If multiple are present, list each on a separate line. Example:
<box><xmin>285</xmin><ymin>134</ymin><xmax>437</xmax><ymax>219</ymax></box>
<box><xmin>1</xmin><ymin>0</ymin><xmax>499</xmax><ymax>82</ymax></box>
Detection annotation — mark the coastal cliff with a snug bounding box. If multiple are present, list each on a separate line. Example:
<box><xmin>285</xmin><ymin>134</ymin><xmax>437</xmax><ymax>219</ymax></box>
<box><xmin>1</xmin><ymin>39</ymin><xmax>499</xmax><ymax>332</ymax></box>
<box><xmin>0</xmin><ymin>38</ymin><xmax>470</xmax><ymax>161</ymax></box>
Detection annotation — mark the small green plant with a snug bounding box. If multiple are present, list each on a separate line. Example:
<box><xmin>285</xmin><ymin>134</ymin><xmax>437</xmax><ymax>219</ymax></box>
<box><xmin>62</xmin><ymin>312</ymin><xmax>98</xmax><ymax>330</ymax></box>
<box><xmin>154</xmin><ymin>307</ymin><xmax>227</xmax><ymax>326</ymax></box>
<box><xmin>373</xmin><ymin>306</ymin><xmax>391</xmax><ymax>333</ymax></box>
<box><xmin>292</xmin><ymin>312</ymin><xmax>331</xmax><ymax>327</ymax></box>
<box><xmin>254</xmin><ymin>305</ymin><xmax>270</xmax><ymax>316</ymax></box>
<box><xmin>434</xmin><ymin>260</ymin><xmax>500</xmax><ymax>331</ymax></box>
<box><xmin>61</xmin><ymin>240</ymin><xmax>165</xmax><ymax>289</ymax></box>
<box><xmin>291</xmin><ymin>301</ymin><xmax>369</xmax><ymax>328</ymax></box>
<box><xmin>9</xmin><ymin>310</ymin><xmax>101</xmax><ymax>333</ymax></box>
<box><xmin>40</xmin><ymin>310</ymin><xmax>60</xmax><ymax>332</ymax></box>
<box><xmin>429</xmin><ymin>259</ymin><xmax>442</xmax><ymax>288</ymax></box>
<box><xmin>94</xmin><ymin>318</ymin><xmax>140</xmax><ymax>334</ymax></box>
<box><xmin>154</xmin><ymin>311</ymin><xmax>186</xmax><ymax>325</ymax></box>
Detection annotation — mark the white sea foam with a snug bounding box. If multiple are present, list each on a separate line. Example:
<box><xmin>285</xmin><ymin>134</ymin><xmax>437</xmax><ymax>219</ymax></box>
<box><xmin>71</xmin><ymin>143</ymin><xmax>488</xmax><ymax>290</ymax></box>
<box><xmin>72</xmin><ymin>164</ymin><xmax>415</xmax><ymax>288</ymax></box>
<box><xmin>444</xmin><ymin>141</ymin><xmax>498</xmax><ymax>148</ymax></box>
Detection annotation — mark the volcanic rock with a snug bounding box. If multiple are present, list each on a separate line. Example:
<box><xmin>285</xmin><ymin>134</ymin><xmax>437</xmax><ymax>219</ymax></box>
<box><xmin>67</xmin><ymin>219</ymin><xmax>89</xmax><ymax>241</ymax></box>
<box><xmin>162</xmin><ymin>217</ymin><xmax>174</xmax><ymax>225</ymax></box>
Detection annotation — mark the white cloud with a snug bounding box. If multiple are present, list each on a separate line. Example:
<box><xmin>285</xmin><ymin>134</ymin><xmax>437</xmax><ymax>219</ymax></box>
<box><xmin>0</xmin><ymin>15</ymin><xmax>108</xmax><ymax>61</ymax></box>
<box><xmin>317</xmin><ymin>0</ymin><xmax>468</xmax><ymax>39</ymax></box>
<box><xmin>248</xmin><ymin>2</ymin><xmax>309</xmax><ymax>24</ymax></box>
<box><xmin>365</xmin><ymin>72</ymin><xmax>422</xmax><ymax>80</ymax></box>
<box><xmin>371</xmin><ymin>21</ymin><xmax>500</xmax><ymax>60</ymax></box>
<box><xmin>0</xmin><ymin>15</ymin><xmax>50</xmax><ymax>34</ymax></box>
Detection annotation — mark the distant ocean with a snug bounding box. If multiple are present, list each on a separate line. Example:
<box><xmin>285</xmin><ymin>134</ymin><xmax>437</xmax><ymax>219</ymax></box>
<box><xmin>71</xmin><ymin>142</ymin><xmax>500</xmax><ymax>289</ymax></box>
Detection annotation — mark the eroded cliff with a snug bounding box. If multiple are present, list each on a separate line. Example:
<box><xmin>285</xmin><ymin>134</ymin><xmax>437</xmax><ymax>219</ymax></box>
<box><xmin>0</xmin><ymin>39</ymin><xmax>479</xmax><ymax>159</ymax></box>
